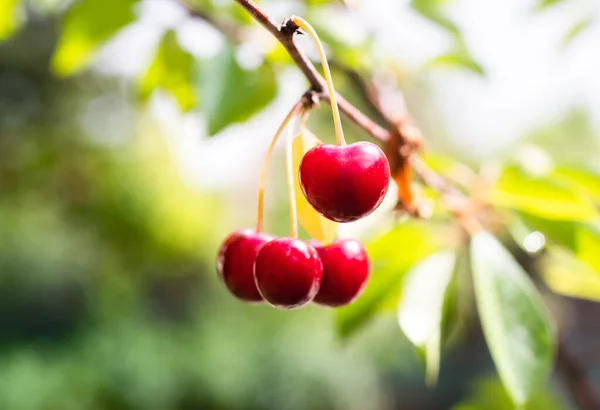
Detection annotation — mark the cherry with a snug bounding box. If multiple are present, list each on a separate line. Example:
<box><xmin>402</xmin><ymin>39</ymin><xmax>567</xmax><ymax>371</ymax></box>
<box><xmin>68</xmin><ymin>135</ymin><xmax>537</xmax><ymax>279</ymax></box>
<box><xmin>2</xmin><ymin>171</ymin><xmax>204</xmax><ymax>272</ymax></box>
<box><xmin>312</xmin><ymin>239</ymin><xmax>370</xmax><ymax>307</ymax></box>
<box><xmin>298</xmin><ymin>141</ymin><xmax>390</xmax><ymax>223</ymax></box>
<box><xmin>254</xmin><ymin>238</ymin><xmax>323</xmax><ymax>309</ymax></box>
<box><xmin>217</xmin><ymin>229</ymin><xmax>274</xmax><ymax>302</ymax></box>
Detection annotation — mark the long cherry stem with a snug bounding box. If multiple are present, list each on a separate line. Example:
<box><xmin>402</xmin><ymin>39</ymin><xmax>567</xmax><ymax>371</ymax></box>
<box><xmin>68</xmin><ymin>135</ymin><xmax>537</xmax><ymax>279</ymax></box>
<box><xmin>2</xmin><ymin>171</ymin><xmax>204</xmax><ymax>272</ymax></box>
<box><xmin>256</xmin><ymin>101</ymin><xmax>303</xmax><ymax>233</ymax></box>
<box><xmin>286</xmin><ymin>114</ymin><xmax>299</xmax><ymax>239</ymax></box>
<box><xmin>291</xmin><ymin>17</ymin><xmax>346</xmax><ymax>146</ymax></box>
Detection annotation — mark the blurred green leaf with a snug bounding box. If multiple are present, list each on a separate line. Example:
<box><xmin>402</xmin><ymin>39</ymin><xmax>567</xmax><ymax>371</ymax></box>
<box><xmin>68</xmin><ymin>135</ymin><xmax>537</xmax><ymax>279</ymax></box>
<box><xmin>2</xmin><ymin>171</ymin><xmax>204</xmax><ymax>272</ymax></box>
<box><xmin>336</xmin><ymin>222</ymin><xmax>440</xmax><ymax>337</ymax></box>
<box><xmin>0</xmin><ymin>0</ymin><xmax>21</xmax><ymax>41</ymax></box>
<box><xmin>517</xmin><ymin>212</ymin><xmax>576</xmax><ymax>251</ymax></box>
<box><xmin>471</xmin><ymin>232</ymin><xmax>555</xmax><ymax>406</ymax></box>
<box><xmin>199</xmin><ymin>45</ymin><xmax>277</xmax><ymax>136</ymax></box>
<box><xmin>140</xmin><ymin>31</ymin><xmax>196</xmax><ymax>111</ymax></box>
<box><xmin>536</xmin><ymin>0</ymin><xmax>566</xmax><ymax>10</ymax></box>
<box><xmin>492</xmin><ymin>167</ymin><xmax>598</xmax><ymax>221</ymax></box>
<box><xmin>453</xmin><ymin>376</ymin><xmax>565</xmax><ymax>410</ymax></box>
<box><xmin>541</xmin><ymin>246</ymin><xmax>600</xmax><ymax>302</ymax></box>
<box><xmin>562</xmin><ymin>18</ymin><xmax>593</xmax><ymax>46</ymax></box>
<box><xmin>411</xmin><ymin>0</ymin><xmax>459</xmax><ymax>35</ymax></box>
<box><xmin>575</xmin><ymin>224</ymin><xmax>600</xmax><ymax>272</ymax></box>
<box><xmin>397</xmin><ymin>251</ymin><xmax>456</xmax><ymax>386</ymax></box>
<box><xmin>51</xmin><ymin>0</ymin><xmax>138</xmax><ymax>76</ymax></box>
<box><xmin>429</xmin><ymin>51</ymin><xmax>485</xmax><ymax>76</ymax></box>
<box><xmin>554</xmin><ymin>167</ymin><xmax>600</xmax><ymax>203</ymax></box>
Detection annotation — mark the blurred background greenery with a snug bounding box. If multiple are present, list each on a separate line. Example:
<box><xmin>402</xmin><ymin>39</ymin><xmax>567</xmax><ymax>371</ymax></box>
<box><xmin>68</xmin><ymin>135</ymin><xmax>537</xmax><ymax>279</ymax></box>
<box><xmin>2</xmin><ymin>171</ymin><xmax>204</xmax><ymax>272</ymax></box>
<box><xmin>1</xmin><ymin>0</ymin><xmax>599</xmax><ymax>409</ymax></box>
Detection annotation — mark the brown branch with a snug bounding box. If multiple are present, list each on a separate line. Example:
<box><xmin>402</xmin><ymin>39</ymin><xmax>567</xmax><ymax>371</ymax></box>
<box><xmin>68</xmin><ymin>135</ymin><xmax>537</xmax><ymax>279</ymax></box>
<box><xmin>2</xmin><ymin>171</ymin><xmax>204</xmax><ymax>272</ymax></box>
<box><xmin>232</xmin><ymin>0</ymin><xmax>389</xmax><ymax>143</ymax></box>
<box><xmin>557</xmin><ymin>337</ymin><xmax>600</xmax><ymax>410</ymax></box>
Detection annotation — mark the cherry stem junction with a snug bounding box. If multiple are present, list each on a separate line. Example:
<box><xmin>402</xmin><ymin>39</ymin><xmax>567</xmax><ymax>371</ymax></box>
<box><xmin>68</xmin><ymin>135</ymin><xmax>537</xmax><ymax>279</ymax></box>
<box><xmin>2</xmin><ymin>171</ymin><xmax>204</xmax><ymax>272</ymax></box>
<box><xmin>256</xmin><ymin>101</ymin><xmax>303</xmax><ymax>233</ymax></box>
<box><xmin>291</xmin><ymin>17</ymin><xmax>346</xmax><ymax>146</ymax></box>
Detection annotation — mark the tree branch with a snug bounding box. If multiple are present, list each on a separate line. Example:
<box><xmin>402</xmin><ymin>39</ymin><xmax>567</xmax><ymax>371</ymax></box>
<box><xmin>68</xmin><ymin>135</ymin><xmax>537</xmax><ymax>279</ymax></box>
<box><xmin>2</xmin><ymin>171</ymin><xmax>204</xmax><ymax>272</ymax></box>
<box><xmin>232</xmin><ymin>0</ymin><xmax>389</xmax><ymax>143</ymax></box>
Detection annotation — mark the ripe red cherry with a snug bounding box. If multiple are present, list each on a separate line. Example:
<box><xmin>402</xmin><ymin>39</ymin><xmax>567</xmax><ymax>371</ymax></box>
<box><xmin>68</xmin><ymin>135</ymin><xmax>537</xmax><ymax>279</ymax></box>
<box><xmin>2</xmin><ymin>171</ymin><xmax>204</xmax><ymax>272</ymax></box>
<box><xmin>254</xmin><ymin>238</ymin><xmax>323</xmax><ymax>309</ymax></box>
<box><xmin>298</xmin><ymin>141</ymin><xmax>390</xmax><ymax>223</ymax></box>
<box><xmin>217</xmin><ymin>229</ymin><xmax>274</xmax><ymax>302</ymax></box>
<box><xmin>312</xmin><ymin>239</ymin><xmax>370</xmax><ymax>307</ymax></box>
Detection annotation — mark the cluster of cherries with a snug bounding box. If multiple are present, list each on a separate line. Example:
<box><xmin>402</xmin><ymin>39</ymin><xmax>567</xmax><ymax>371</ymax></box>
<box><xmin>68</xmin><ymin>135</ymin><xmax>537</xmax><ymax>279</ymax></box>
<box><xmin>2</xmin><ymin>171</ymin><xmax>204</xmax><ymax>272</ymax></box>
<box><xmin>217</xmin><ymin>141</ymin><xmax>391</xmax><ymax>309</ymax></box>
<box><xmin>216</xmin><ymin>15</ymin><xmax>391</xmax><ymax>309</ymax></box>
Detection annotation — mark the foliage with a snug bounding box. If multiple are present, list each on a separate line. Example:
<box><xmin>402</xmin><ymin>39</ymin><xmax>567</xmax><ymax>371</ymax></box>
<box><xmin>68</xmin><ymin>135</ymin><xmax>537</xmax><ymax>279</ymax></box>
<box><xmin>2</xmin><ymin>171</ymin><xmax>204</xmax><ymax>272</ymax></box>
<box><xmin>1</xmin><ymin>0</ymin><xmax>599</xmax><ymax>409</ymax></box>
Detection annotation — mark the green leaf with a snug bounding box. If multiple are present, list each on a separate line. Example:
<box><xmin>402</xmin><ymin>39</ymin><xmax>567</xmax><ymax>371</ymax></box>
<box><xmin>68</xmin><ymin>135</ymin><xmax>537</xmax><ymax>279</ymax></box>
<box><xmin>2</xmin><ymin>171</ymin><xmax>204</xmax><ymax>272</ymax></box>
<box><xmin>411</xmin><ymin>0</ymin><xmax>459</xmax><ymax>35</ymax></box>
<box><xmin>429</xmin><ymin>52</ymin><xmax>485</xmax><ymax>76</ymax></box>
<box><xmin>0</xmin><ymin>0</ymin><xmax>21</xmax><ymax>41</ymax></box>
<box><xmin>140</xmin><ymin>31</ymin><xmax>195</xmax><ymax>111</ymax></box>
<box><xmin>51</xmin><ymin>0</ymin><xmax>138</xmax><ymax>76</ymax></box>
<box><xmin>336</xmin><ymin>222</ymin><xmax>440</xmax><ymax>337</ymax></box>
<box><xmin>517</xmin><ymin>212</ymin><xmax>577</xmax><ymax>251</ymax></box>
<box><xmin>554</xmin><ymin>167</ymin><xmax>600</xmax><ymax>203</ymax></box>
<box><xmin>397</xmin><ymin>251</ymin><xmax>456</xmax><ymax>386</ymax></box>
<box><xmin>453</xmin><ymin>376</ymin><xmax>566</xmax><ymax>410</ymax></box>
<box><xmin>198</xmin><ymin>45</ymin><xmax>277</xmax><ymax>136</ymax></box>
<box><xmin>541</xmin><ymin>246</ymin><xmax>600</xmax><ymax>303</ymax></box>
<box><xmin>536</xmin><ymin>0</ymin><xmax>565</xmax><ymax>10</ymax></box>
<box><xmin>575</xmin><ymin>224</ymin><xmax>600</xmax><ymax>272</ymax></box>
<box><xmin>492</xmin><ymin>167</ymin><xmax>598</xmax><ymax>221</ymax></box>
<box><xmin>471</xmin><ymin>232</ymin><xmax>556</xmax><ymax>406</ymax></box>
<box><xmin>562</xmin><ymin>18</ymin><xmax>593</xmax><ymax>47</ymax></box>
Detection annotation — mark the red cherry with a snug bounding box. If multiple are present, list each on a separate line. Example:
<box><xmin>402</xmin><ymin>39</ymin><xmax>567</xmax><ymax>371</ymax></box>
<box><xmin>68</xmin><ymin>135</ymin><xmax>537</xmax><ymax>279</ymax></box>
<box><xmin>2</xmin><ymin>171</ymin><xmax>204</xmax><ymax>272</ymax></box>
<box><xmin>298</xmin><ymin>141</ymin><xmax>390</xmax><ymax>222</ymax></box>
<box><xmin>312</xmin><ymin>239</ymin><xmax>370</xmax><ymax>307</ymax></box>
<box><xmin>217</xmin><ymin>229</ymin><xmax>274</xmax><ymax>302</ymax></box>
<box><xmin>254</xmin><ymin>238</ymin><xmax>323</xmax><ymax>309</ymax></box>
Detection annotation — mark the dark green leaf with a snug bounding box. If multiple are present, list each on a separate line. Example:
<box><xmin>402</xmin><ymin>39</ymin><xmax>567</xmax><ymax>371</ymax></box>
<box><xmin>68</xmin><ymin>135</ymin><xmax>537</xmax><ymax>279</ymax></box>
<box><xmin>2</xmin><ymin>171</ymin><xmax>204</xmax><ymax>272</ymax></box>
<box><xmin>492</xmin><ymin>167</ymin><xmax>598</xmax><ymax>221</ymax></box>
<box><xmin>471</xmin><ymin>232</ymin><xmax>556</xmax><ymax>406</ymax></box>
<box><xmin>140</xmin><ymin>31</ymin><xmax>196</xmax><ymax>111</ymax></box>
<box><xmin>453</xmin><ymin>376</ymin><xmax>565</xmax><ymax>410</ymax></box>
<box><xmin>397</xmin><ymin>250</ymin><xmax>456</xmax><ymax>385</ymax></box>
<box><xmin>517</xmin><ymin>212</ymin><xmax>577</xmax><ymax>251</ymax></box>
<box><xmin>198</xmin><ymin>45</ymin><xmax>277</xmax><ymax>136</ymax></box>
<box><xmin>336</xmin><ymin>222</ymin><xmax>440</xmax><ymax>337</ymax></box>
<box><xmin>51</xmin><ymin>0</ymin><xmax>138</xmax><ymax>76</ymax></box>
<box><xmin>0</xmin><ymin>0</ymin><xmax>21</xmax><ymax>41</ymax></box>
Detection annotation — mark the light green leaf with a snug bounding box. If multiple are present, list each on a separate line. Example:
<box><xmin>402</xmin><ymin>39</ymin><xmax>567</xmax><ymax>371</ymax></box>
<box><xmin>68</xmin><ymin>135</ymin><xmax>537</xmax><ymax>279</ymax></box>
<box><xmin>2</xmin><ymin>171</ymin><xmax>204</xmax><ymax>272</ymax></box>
<box><xmin>198</xmin><ymin>45</ymin><xmax>277</xmax><ymax>136</ymax></box>
<box><xmin>429</xmin><ymin>52</ymin><xmax>485</xmax><ymax>76</ymax></box>
<box><xmin>336</xmin><ymin>222</ymin><xmax>440</xmax><ymax>337</ymax></box>
<box><xmin>536</xmin><ymin>0</ymin><xmax>565</xmax><ymax>10</ymax></box>
<box><xmin>492</xmin><ymin>167</ymin><xmax>598</xmax><ymax>221</ymax></box>
<box><xmin>575</xmin><ymin>224</ymin><xmax>600</xmax><ymax>272</ymax></box>
<box><xmin>410</xmin><ymin>0</ymin><xmax>459</xmax><ymax>35</ymax></box>
<box><xmin>140</xmin><ymin>31</ymin><xmax>195</xmax><ymax>111</ymax></box>
<box><xmin>562</xmin><ymin>18</ymin><xmax>593</xmax><ymax>47</ymax></box>
<box><xmin>51</xmin><ymin>0</ymin><xmax>138</xmax><ymax>76</ymax></box>
<box><xmin>0</xmin><ymin>0</ymin><xmax>21</xmax><ymax>41</ymax></box>
<box><xmin>554</xmin><ymin>167</ymin><xmax>600</xmax><ymax>203</ymax></box>
<box><xmin>471</xmin><ymin>232</ymin><xmax>556</xmax><ymax>406</ymax></box>
<box><xmin>517</xmin><ymin>212</ymin><xmax>577</xmax><ymax>251</ymax></box>
<box><xmin>397</xmin><ymin>251</ymin><xmax>456</xmax><ymax>386</ymax></box>
<box><xmin>541</xmin><ymin>246</ymin><xmax>600</xmax><ymax>303</ymax></box>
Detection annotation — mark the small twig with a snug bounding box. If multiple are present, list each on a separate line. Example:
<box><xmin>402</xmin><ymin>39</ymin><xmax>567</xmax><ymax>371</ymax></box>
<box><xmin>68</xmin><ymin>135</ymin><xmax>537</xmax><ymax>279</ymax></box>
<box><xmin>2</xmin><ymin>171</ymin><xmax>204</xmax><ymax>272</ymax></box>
<box><xmin>556</xmin><ymin>337</ymin><xmax>600</xmax><ymax>410</ymax></box>
<box><xmin>232</xmin><ymin>0</ymin><xmax>389</xmax><ymax>143</ymax></box>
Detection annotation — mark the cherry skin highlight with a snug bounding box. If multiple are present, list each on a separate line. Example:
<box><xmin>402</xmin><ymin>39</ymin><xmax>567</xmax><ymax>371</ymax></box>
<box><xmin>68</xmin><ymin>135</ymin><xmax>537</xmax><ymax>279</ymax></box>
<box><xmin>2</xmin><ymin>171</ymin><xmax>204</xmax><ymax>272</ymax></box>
<box><xmin>254</xmin><ymin>238</ymin><xmax>323</xmax><ymax>309</ymax></box>
<box><xmin>217</xmin><ymin>229</ymin><xmax>274</xmax><ymax>302</ymax></box>
<box><xmin>298</xmin><ymin>141</ymin><xmax>390</xmax><ymax>223</ymax></box>
<box><xmin>312</xmin><ymin>239</ymin><xmax>370</xmax><ymax>307</ymax></box>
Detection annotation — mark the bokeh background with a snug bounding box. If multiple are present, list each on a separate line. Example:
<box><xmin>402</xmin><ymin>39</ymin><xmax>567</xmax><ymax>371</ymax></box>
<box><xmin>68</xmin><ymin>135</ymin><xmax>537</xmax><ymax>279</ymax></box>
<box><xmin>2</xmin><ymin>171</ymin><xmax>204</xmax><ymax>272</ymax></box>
<box><xmin>1</xmin><ymin>0</ymin><xmax>599</xmax><ymax>409</ymax></box>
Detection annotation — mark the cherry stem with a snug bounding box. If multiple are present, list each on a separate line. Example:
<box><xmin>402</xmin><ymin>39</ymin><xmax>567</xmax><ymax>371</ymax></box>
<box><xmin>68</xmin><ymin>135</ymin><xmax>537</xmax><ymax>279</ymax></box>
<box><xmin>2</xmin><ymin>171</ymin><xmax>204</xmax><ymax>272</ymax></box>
<box><xmin>286</xmin><ymin>114</ymin><xmax>299</xmax><ymax>239</ymax></box>
<box><xmin>256</xmin><ymin>101</ymin><xmax>303</xmax><ymax>233</ymax></box>
<box><xmin>291</xmin><ymin>17</ymin><xmax>346</xmax><ymax>146</ymax></box>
